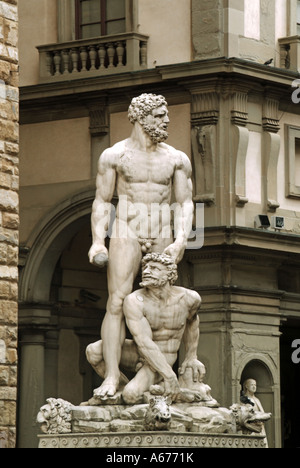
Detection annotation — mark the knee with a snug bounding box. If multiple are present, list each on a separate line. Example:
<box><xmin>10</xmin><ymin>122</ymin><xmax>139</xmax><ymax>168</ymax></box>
<box><xmin>108</xmin><ymin>292</ymin><xmax>127</xmax><ymax>316</ymax></box>
<box><xmin>86</xmin><ymin>342</ymin><xmax>102</xmax><ymax>367</ymax></box>
<box><xmin>122</xmin><ymin>384</ymin><xmax>141</xmax><ymax>405</ymax></box>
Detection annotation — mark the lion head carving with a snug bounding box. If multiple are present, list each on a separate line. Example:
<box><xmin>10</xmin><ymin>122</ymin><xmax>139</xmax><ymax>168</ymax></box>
<box><xmin>37</xmin><ymin>398</ymin><xmax>73</xmax><ymax>434</ymax></box>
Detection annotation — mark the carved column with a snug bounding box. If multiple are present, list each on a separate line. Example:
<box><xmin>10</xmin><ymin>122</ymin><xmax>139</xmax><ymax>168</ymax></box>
<box><xmin>262</xmin><ymin>92</ymin><xmax>281</xmax><ymax>213</ymax></box>
<box><xmin>18</xmin><ymin>307</ymin><xmax>52</xmax><ymax>448</ymax></box>
<box><xmin>18</xmin><ymin>331</ymin><xmax>45</xmax><ymax>448</ymax></box>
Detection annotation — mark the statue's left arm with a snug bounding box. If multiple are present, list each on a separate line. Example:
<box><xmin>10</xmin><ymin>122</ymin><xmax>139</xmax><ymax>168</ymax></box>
<box><xmin>179</xmin><ymin>291</ymin><xmax>205</xmax><ymax>382</ymax></box>
<box><xmin>164</xmin><ymin>151</ymin><xmax>194</xmax><ymax>264</ymax></box>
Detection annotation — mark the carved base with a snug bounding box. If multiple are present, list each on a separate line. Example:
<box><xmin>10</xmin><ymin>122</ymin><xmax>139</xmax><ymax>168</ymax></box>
<box><xmin>38</xmin><ymin>432</ymin><xmax>267</xmax><ymax>449</ymax></box>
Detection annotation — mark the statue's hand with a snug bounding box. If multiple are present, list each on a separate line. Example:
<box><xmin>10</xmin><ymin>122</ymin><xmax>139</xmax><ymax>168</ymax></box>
<box><xmin>179</xmin><ymin>359</ymin><xmax>206</xmax><ymax>383</ymax></box>
<box><xmin>88</xmin><ymin>244</ymin><xmax>109</xmax><ymax>268</ymax></box>
<box><xmin>163</xmin><ymin>373</ymin><xmax>181</xmax><ymax>401</ymax></box>
<box><xmin>163</xmin><ymin>242</ymin><xmax>186</xmax><ymax>264</ymax></box>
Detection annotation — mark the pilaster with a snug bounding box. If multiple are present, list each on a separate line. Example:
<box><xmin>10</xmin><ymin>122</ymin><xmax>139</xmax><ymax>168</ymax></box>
<box><xmin>18</xmin><ymin>306</ymin><xmax>53</xmax><ymax>448</ymax></box>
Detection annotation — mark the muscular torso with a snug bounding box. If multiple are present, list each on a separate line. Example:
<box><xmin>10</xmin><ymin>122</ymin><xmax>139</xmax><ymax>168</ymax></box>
<box><xmin>112</xmin><ymin>140</ymin><xmax>182</xmax><ymax>239</ymax></box>
<box><xmin>134</xmin><ymin>287</ymin><xmax>191</xmax><ymax>366</ymax></box>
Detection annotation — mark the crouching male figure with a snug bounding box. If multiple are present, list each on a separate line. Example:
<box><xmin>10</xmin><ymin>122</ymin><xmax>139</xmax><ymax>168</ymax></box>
<box><xmin>86</xmin><ymin>253</ymin><xmax>205</xmax><ymax>404</ymax></box>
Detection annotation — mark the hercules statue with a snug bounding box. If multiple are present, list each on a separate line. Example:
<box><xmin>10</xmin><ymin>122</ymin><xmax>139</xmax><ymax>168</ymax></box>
<box><xmin>87</xmin><ymin>93</ymin><xmax>194</xmax><ymax>399</ymax></box>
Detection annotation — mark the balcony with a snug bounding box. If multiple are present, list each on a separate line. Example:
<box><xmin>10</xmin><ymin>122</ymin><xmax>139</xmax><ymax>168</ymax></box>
<box><xmin>37</xmin><ymin>32</ymin><xmax>149</xmax><ymax>83</ymax></box>
<box><xmin>278</xmin><ymin>36</ymin><xmax>300</xmax><ymax>72</ymax></box>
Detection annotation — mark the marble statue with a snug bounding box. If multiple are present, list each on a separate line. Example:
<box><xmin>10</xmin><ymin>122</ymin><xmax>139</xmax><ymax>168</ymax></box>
<box><xmin>241</xmin><ymin>379</ymin><xmax>265</xmax><ymax>412</ymax></box>
<box><xmin>36</xmin><ymin>93</ymin><xmax>272</xmax><ymax>448</ymax></box>
<box><xmin>88</xmin><ymin>93</ymin><xmax>194</xmax><ymax>399</ymax></box>
<box><xmin>240</xmin><ymin>379</ymin><xmax>270</xmax><ymax>445</ymax></box>
<box><xmin>86</xmin><ymin>253</ymin><xmax>215</xmax><ymax>405</ymax></box>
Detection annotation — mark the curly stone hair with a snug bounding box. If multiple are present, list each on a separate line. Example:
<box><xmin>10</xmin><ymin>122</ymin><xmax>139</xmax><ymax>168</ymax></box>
<box><xmin>128</xmin><ymin>93</ymin><xmax>168</xmax><ymax>124</ymax></box>
<box><xmin>142</xmin><ymin>253</ymin><xmax>178</xmax><ymax>285</ymax></box>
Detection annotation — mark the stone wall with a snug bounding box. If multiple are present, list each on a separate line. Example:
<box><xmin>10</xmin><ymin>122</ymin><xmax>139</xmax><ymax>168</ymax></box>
<box><xmin>0</xmin><ymin>0</ymin><xmax>18</xmax><ymax>449</ymax></box>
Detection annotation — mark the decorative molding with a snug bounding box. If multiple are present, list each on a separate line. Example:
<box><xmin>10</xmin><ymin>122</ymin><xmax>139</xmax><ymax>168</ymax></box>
<box><xmin>262</xmin><ymin>97</ymin><xmax>280</xmax><ymax>134</ymax></box>
<box><xmin>89</xmin><ymin>105</ymin><xmax>109</xmax><ymax>136</ymax></box>
<box><xmin>191</xmin><ymin>91</ymin><xmax>219</xmax><ymax>126</ymax></box>
<box><xmin>38</xmin><ymin>432</ymin><xmax>266</xmax><ymax>449</ymax></box>
<box><xmin>232</xmin><ymin>125</ymin><xmax>250</xmax><ymax>208</ymax></box>
<box><xmin>191</xmin><ymin>125</ymin><xmax>216</xmax><ymax>206</ymax></box>
<box><xmin>231</xmin><ymin>92</ymin><xmax>248</xmax><ymax>126</ymax></box>
<box><xmin>262</xmin><ymin>130</ymin><xmax>281</xmax><ymax>212</ymax></box>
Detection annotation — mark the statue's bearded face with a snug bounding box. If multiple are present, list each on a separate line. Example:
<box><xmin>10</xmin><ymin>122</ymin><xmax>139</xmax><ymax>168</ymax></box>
<box><xmin>140</xmin><ymin>261</ymin><xmax>170</xmax><ymax>288</ymax></box>
<box><xmin>140</xmin><ymin>105</ymin><xmax>170</xmax><ymax>143</ymax></box>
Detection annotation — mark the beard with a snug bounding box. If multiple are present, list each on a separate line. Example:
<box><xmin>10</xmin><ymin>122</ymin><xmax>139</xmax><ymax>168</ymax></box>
<box><xmin>142</xmin><ymin>123</ymin><xmax>169</xmax><ymax>143</ymax></box>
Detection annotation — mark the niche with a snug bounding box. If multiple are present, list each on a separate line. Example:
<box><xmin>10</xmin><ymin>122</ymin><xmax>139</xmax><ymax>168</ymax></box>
<box><xmin>240</xmin><ymin>359</ymin><xmax>275</xmax><ymax>447</ymax></box>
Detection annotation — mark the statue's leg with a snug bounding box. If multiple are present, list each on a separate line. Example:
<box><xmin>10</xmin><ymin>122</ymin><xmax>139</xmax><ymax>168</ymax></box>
<box><xmin>98</xmin><ymin>237</ymin><xmax>142</xmax><ymax>398</ymax></box>
<box><xmin>86</xmin><ymin>340</ymin><xmax>105</xmax><ymax>379</ymax></box>
<box><xmin>122</xmin><ymin>365</ymin><xmax>156</xmax><ymax>405</ymax></box>
<box><xmin>86</xmin><ymin>339</ymin><xmax>140</xmax><ymax>397</ymax></box>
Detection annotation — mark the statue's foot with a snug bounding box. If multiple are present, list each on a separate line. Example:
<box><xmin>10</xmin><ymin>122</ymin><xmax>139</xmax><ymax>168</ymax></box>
<box><xmin>93</xmin><ymin>376</ymin><xmax>119</xmax><ymax>400</ymax></box>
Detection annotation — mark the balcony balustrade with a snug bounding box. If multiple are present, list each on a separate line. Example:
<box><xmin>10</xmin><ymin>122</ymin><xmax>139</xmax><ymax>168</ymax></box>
<box><xmin>278</xmin><ymin>36</ymin><xmax>300</xmax><ymax>72</ymax></box>
<box><xmin>37</xmin><ymin>32</ymin><xmax>149</xmax><ymax>83</ymax></box>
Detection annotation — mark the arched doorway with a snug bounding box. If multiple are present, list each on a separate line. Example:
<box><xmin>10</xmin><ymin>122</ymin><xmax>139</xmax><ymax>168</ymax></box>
<box><xmin>18</xmin><ymin>190</ymin><xmax>106</xmax><ymax>447</ymax></box>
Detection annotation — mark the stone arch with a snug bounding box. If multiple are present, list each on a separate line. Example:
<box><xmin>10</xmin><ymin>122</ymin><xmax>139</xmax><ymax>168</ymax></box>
<box><xmin>240</xmin><ymin>359</ymin><xmax>274</xmax><ymax>390</ymax></box>
<box><xmin>234</xmin><ymin>353</ymin><xmax>278</xmax><ymax>390</ymax></box>
<box><xmin>19</xmin><ymin>188</ymin><xmax>95</xmax><ymax>303</ymax></box>
<box><xmin>234</xmin><ymin>354</ymin><xmax>280</xmax><ymax>448</ymax></box>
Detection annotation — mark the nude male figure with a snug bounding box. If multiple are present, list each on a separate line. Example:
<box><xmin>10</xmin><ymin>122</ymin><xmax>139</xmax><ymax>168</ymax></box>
<box><xmin>86</xmin><ymin>254</ymin><xmax>205</xmax><ymax>403</ymax></box>
<box><xmin>88</xmin><ymin>94</ymin><xmax>194</xmax><ymax>399</ymax></box>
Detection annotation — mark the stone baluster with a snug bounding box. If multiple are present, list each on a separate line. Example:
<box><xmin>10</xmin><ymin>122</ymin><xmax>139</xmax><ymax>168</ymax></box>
<box><xmin>62</xmin><ymin>49</ymin><xmax>70</xmax><ymax>74</ymax></box>
<box><xmin>71</xmin><ymin>48</ymin><xmax>79</xmax><ymax>73</ymax></box>
<box><xmin>140</xmin><ymin>41</ymin><xmax>147</xmax><ymax>67</ymax></box>
<box><xmin>89</xmin><ymin>46</ymin><xmax>97</xmax><ymax>70</ymax></box>
<box><xmin>80</xmin><ymin>47</ymin><xmax>88</xmax><ymax>72</ymax></box>
<box><xmin>107</xmin><ymin>43</ymin><xmax>115</xmax><ymax>68</ymax></box>
<box><xmin>116</xmin><ymin>42</ymin><xmax>124</xmax><ymax>67</ymax></box>
<box><xmin>45</xmin><ymin>52</ymin><xmax>53</xmax><ymax>76</ymax></box>
<box><xmin>98</xmin><ymin>44</ymin><xmax>106</xmax><ymax>69</ymax></box>
<box><xmin>53</xmin><ymin>51</ymin><xmax>62</xmax><ymax>76</ymax></box>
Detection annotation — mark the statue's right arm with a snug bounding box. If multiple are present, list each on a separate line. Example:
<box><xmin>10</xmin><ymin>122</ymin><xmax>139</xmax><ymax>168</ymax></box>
<box><xmin>88</xmin><ymin>149</ymin><xmax>117</xmax><ymax>266</ymax></box>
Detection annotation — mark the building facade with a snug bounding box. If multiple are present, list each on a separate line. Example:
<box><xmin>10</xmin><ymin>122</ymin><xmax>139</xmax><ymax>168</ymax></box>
<box><xmin>0</xmin><ymin>0</ymin><xmax>19</xmax><ymax>450</ymax></box>
<box><xmin>17</xmin><ymin>0</ymin><xmax>300</xmax><ymax>448</ymax></box>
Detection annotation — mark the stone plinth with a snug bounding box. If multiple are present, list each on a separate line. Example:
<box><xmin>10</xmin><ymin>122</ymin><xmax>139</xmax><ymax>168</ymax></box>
<box><xmin>38</xmin><ymin>432</ymin><xmax>266</xmax><ymax>449</ymax></box>
<box><xmin>37</xmin><ymin>399</ymin><xmax>269</xmax><ymax>449</ymax></box>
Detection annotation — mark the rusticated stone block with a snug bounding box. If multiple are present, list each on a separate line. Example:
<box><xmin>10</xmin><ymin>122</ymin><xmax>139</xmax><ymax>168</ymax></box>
<box><xmin>0</xmin><ymin>0</ymin><xmax>18</xmax><ymax>449</ymax></box>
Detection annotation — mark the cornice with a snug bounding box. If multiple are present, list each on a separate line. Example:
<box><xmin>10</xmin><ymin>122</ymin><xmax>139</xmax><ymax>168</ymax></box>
<box><xmin>20</xmin><ymin>57</ymin><xmax>298</xmax><ymax>103</ymax></box>
<box><xmin>185</xmin><ymin>226</ymin><xmax>300</xmax><ymax>260</ymax></box>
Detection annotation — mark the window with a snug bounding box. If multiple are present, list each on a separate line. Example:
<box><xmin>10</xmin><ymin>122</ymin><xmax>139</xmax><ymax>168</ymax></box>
<box><xmin>75</xmin><ymin>0</ymin><xmax>126</xmax><ymax>39</ymax></box>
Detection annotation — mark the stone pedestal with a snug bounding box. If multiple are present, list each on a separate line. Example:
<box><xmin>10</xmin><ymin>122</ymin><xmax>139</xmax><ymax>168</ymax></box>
<box><xmin>37</xmin><ymin>399</ymin><xmax>269</xmax><ymax>449</ymax></box>
<box><xmin>38</xmin><ymin>432</ymin><xmax>266</xmax><ymax>449</ymax></box>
